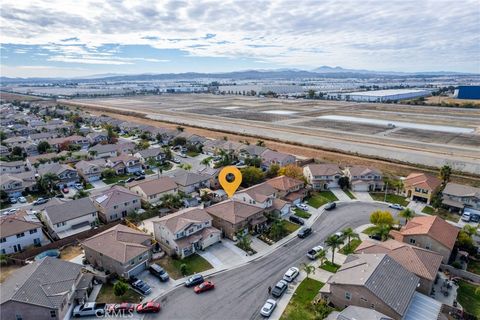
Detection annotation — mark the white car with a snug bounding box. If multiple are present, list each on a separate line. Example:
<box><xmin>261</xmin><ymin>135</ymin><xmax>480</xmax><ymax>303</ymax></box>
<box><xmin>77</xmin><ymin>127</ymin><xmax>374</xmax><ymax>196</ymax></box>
<box><xmin>388</xmin><ymin>203</ymin><xmax>404</xmax><ymax>210</ymax></box>
<box><xmin>306</xmin><ymin>245</ymin><xmax>324</xmax><ymax>260</ymax></box>
<box><xmin>74</xmin><ymin>183</ymin><xmax>84</xmax><ymax>190</ymax></box>
<box><xmin>283</xmin><ymin>267</ymin><xmax>300</xmax><ymax>282</ymax></box>
<box><xmin>17</xmin><ymin>196</ymin><xmax>27</xmax><ymax>203</ymax></box>
<box><xmin>295</xmin><ymin>203</ymin><xmax>309</xmax><ymax>211</ymax></box>
<box><xmin>260</xmin><ymin>299</ymin><xmax>277</xmax><ymax>317</ymax></box>
<box><xmin>2</xmin><ymin>208</ymin><xmax>18</xmax><ymax>216</ymax></box>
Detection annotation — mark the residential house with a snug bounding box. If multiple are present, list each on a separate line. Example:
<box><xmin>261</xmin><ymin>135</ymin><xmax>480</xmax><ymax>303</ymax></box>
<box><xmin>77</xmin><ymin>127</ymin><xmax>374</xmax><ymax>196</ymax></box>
<box><xmin>48</xmin><ymin>135</ymin><xmax>90</xmax><ymax>151</ymax></box>
<box><xmin>203</xmin><ymin>139</ymin><xmax>227</xmax><ymax>155</ymax></box>
<box><xmin>115</xmin><ymin>142</ymin><xmax>136</xmax><ymax>154</ymax></box>
<box><xmin>82</xmin><ymin>224</ymin><xmax>152</xmax><ymax>278</ymax></box>
<box><xmin>26</xmin><ymin>152</ymin><xmax>60</xmax><ymax>169</ymax></box>
<box><xmin>37</xmin><ymin>163</ymin><xmax>79</xmax><ymax>188</ymax></box>
<box><xmin>0</xmin><ymin>174</ymin><xmax>26</xmax><ymax>198</ymax></box>
<box><xmin>0</xmin><ymin>210</ymin><xmax>46</xmax><ymax>254</ymax></box>
<box><xmin>236</xmin><ymin>145</ymin><xmax>267</xmax><ymax>161</ymax></box>
<box><xmin>320</xmin><ymin>254</ymin><xmax>420</xmax><ymax>320</ymax></box>
<box><xmin>345</xmin><ymin>166</ymin><xmax>384</xmax><ymax>192</ymax></box>
<box><xmin>218</xmin><ymin>141</ymin><xmax>244</xmax><ymax>155</ymax></box>
<box><xmin>403</xmin><ymin>173</ymin><xmax>442</xmax><ymax>204</ymax></box>
<box><xmin>0</xmin><ymin>145</ymin><xmax>10</xmax><ymax>157</ymax></box>
<box><xmin>303</xmin><ymin>164</ymin><xmax>342</xmax><ymax>190</ymax></box>
<box><xmin>441</xmin><ymin>182</ymin><xmax>480</xmax><ymax>212</ymax></box>
<box><xmin>86</xmin><ymin>131</ymin><xmax>108</xmax><ymax>144</ymax></box>
<box><xmin>0</xmin><ymin>160</ymin><xmax>27</xmax><ymax>174</ymax></box>
<box><xmin>93</xmin><ymin>186</ymin><xmax>141</xmax><ymax>223</ymax></box>
<box><xmin>355</xmin><ymin>239</ymin><xmax>443</xmax><ymax>294</ymax></box>
<box><xmin>134</xmin><ymin>147</ymin><xmax>166</xmax><ymax>165</ymax></box>
<box><xmin>106</xmin><ymin>154</ymin><xmax>142</xmax><ymax>174</ymax></box>
<box><xmin>153</xmin><ymin>207</ymin><xmax>221</xmax><ymax>258</ymax></box>
<box><xmin>167</xmin><ymin>169</ymin><xmax>211</xmax><ymax>194</ymax></box>
<box><xmin>75</xmin><ymin>159</ymin><xmax>106</xmax><ymax>182</ymax></box>
<box><xmin>42</xmin><ymin>198</ymin><xmax>98</xmax><ymax>239</ymax></box>
<box><xmin>128</xmin><ymin>177</ymin><xmax>178</xmax><ymax>205</ymax></box>
<box><xmin>2</xmin><ymin>136</ymin><xmax>29</xmax><ymax>147</ymax></box>
<box><xmin>325</xmin><ymin>306</ymin><xmax>392</xmax><ymax>320</ymax></box>
<box><xmin>260</xmin><ymin>149</ymin><xmax>296</xmax><ymax>169</ymax></box>
<box><xmin>88</xmin><ymin>143</ymin><xmax>118</xmax><ymax>159</ymax></box>
<box><xmin>28</xmin><ymin>132</ymin><xmax>56</xmax><ymax>143</ymax></box>
<box><xmin>265</xmin><ymin>175</ymin><xmax>306</xmax><ymax>204</ymax></box>
<box><xmin>205</xmin><ymin>199</ymin><xmax>267</xmax><ymax>239</ymax></box>
<box><xmin>197</xmin><ymin>166</ymin><xmax>221</xmax><ymax>189</ymax></box>
<box><xmin>0</xmin><ymin>257</ymin><xmax>94</xmax><ymax>320</ymax></box>
<box><xmin>389</xmin><ymin>215</ymin><xmax>459</xmax><ymax>263</ymax></box>
<box><xmin>233</xmin><ymin>182</ymin><xmax>276</xmax><ymax>210</ymax></box>
<box><xmin>22</xmin><ymin>142</ymin><xmax>39</xmax><ymax>156</ymax></box>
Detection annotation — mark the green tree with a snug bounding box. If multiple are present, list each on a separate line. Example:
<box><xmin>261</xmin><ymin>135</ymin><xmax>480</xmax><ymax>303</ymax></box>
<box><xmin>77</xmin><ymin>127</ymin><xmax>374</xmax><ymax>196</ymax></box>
<box><xmin>179</xmin><ymin>163</ymin><xmax>192</xmax><ymax>171</ymax></box>
<box><xmin>37</xmin><ymin>141</ymin><xmax>51</xmax><ymax>154</ymax></box>
<box><xmin>88</xmin><ymin>150</ymin><xmax>98</xmax><ymax>158</ymax></box>
<box><xmin>338</xmin><ymin>176</ymin><xmax>350</xmax><ymax>190</ymax></box>
<box><xmin>10</xmin><ymin>146</ymin><xmax>24</xmax><ymax>159</ymax></box>
<box><xmin>0</xmin><ymin>254</ymin><xmax>8</xmax><ymax>266</ymax></box>
<box><xmin>316</xmin><ymin>249</ymin><xmax>327</xmax><ymax>266</ymax></box>
<box><xmin>307</xmin><ymin>89</ymin><xmax>316</xmax><ymax>99</ymax></box>
<box><xmin>278</xmin><ymin>164</ymin><xmax>304</xmax><ymax>181</ymax></box>
<box><xmin>137</xmin><ymin>140</ymin><xmax>150</xmax><ymax>150</ymax></box>
<box><xmin>101</xmin><ymin>168</ymin><xmax>116</xmax><ymax>178</ymax></box>
<box><xmin>180</xmin><ymin>264</ymin><xmax>188</xmax><ymax>276</ymax></box>
<box><xmin>240</xmin><ymin>166</ymin><xmax>264</xmax><ymax>187</ymax></box>
<box><xmin>159</xmin><ymin>193</ymin><xmax>183</xmax><ymax>209</ymax></box>
<box><xmin>368</xmin><ymin>223</ymin><xmax>392</xmax><ymax>241</ymax></box>
<box><xmin>370</xmin><ymin>210</ymin><xmax>395</xmax><ymax>226</ymax></box>
<box><xmin>236</xmin><ymin>232</ymin><xmax>252</xmax><ymax>252</ymax></box>
<box><xmin>201</xmin><ymin>157</ymin><xmax>212</xmax><ymax>167</ymax></box>
<box><xmin>256</xmin><ymin>140</ymin><xmax>266</xmax><ymax>147</ymax></box>
<box><xmin>342</xmin><ymin>227</ymin><xmax>359</xmax><ymax>249</ymax></box>
<box><xmin>173</xmin><ymin>137</ymin><xmax>187</xmax><ymax>146</ymax></box>
<box><xmin>268</xmin><ymin>219</ymin><xmax>287</xmax><ymax>241</ymax></box>
<box><xmin>265</xmin><ymin>163</ymin><xmax>280</xmax><ymax>178</ymax></box>
<box><xmin>163</xmin><ymin>146</ymin><xmax>172</xmax><ymax>160</ymax></box>
<box><xmin>106</xmin><ymin>125</ymin><xmax>118</xmax><ymax>143</ymax></box>
<box><xmin>73</xmin><ymin>189</ymin><xmax>90</xmax><ymax>199</ymax></box>
<box><xmin>244</xmin><ymin>157</ymin><xmax>261</xmax><ymax>168</ymax></box>
<box><xmin>302</xmin><ymin>262</ymin><xmax>315</xmax><ymax>279</ymax></box>
<box><xmin>439</xmin><ymin>165</ymin><xmax>452</xmax><ymax>184</ymax></box>
<box><xmin>113</xmin><ymin>280</ymin><xmax>128</xmax><ymax>296</ymax></box>
<box><xmin>463</xmin><ymin>224</ymin><xmax>478</xmax><ymax>237</ymax></box>
<box><xmin>37</xmin><ymin>173</ymin><xmax>59</xmax><ymax>194</ymax></box>
<box><xmin>325</xmin><ymin>234</ymin><xmax>344</xmax><ymax>264</ymax></box>
<box><xmin>399</xmin><ymin>208</ymin><xmax>415</xmax><ymax>224</ymax></box>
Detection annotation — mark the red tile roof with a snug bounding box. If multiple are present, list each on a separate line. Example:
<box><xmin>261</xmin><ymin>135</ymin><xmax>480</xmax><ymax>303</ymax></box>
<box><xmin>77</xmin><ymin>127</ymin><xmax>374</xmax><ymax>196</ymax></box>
<box><xmin>404</xmin><ymin>173</ymin><xmax>441</xmax><ymax>191</ymax></box>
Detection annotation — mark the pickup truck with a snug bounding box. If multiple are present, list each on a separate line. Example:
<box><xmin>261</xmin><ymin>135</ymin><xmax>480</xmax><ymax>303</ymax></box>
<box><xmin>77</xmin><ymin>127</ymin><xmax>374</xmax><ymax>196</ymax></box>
<box><xmin>72</xmin><ymin>303</ymin><xmax>107</xmax><ymax>317</ymax></box>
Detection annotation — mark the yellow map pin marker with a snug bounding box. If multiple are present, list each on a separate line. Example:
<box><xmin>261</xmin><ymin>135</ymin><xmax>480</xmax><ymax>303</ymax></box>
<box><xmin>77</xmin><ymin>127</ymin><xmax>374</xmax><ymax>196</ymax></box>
<box><xmin>219</xmin><ymin>166</ymin><xmax>242</xmax><ymax>198</ymax></box>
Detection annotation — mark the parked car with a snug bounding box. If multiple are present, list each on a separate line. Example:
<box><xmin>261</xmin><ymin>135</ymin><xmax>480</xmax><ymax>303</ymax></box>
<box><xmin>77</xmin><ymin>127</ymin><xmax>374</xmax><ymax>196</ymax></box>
<box><xmin>131</xmin><ymin>279</ymin><xmax>152</xmax><ymax>295</ymax></box>
<box><xmin>9</xmin><ymin>197</ymin><xmax>17</xmax><ymax>204</ymax></box>
<box><xmin>324</xmin><ymin>202</ymin><xmax>336</xmax><ymax>210</ymax></box>
<box><xmin>297</xmin><ymin>227</ymin><xmax>312</xmax><ymax>238</ymax></box>
<box><xmin>184</xmin><ymin>274</ymin><xmax>204</xmax><ymax>287</ymax></box>
<box><xmin>307</xmin><ymin>245</ymin><xmax>324</xmax><ymax>260</ymax></box>
<box><xmin>33</xmin><ymin>197</ymin><xmax>49</xmax><ymax>205</ymax></box>
<box><xmin>194</xmin><ymin>281</ymin><xmax>215</xmax><ymax>293</ymax></box>
<box><xmin>295</xmin><ymin>203</ymin><xmax>309</xmax><ymax>211</ymax></box>
<box><xmin>461</xmin><ymin>212</ymin><xmax>471</xmax><ymax>222</ymax></box>
<box><xmin>72</xmin><ymin>303</ymin><xmax>106</xmax><ymax>317</ymax></box>
<box><xmin>369</xmin><ymin>233</ymin><xmax>382</xmax><ymax>241</ymax></box>
<box><xmin>17</xmin><ymin>196</ymin><xmax>27</xmax><ymax>203</ymax></box>
<box><xmin>106</xmin><ymin>303</ymin><xmax>136</xmax><ymax>315</ymax></box>
<box><xmin>260</xmin><ymin>299</ymin><xmax>277</xmax><ymax>317</ymax></box>
<box><xmin>3</xmin><ymin>208</ymin><xmax>18</xmax><ymax>215</ymax></box>
<box><xmin>271</xmin><ymin>280</ymin><xmax>288</xmax><ymax>298</ymax></box>
<box><xmin>283</xmin><ymin>267</ymin><xmax>299</xmax><ymax>282</ymax></box>
<box><xmin>55</xmin><ymin>193</ymin><xmax>64</xmax><ymax>198</ymax></box>
<box><xmin>62</xmin><ymin>187</ymin><xmax>69</xmax><ymax>193</ymax></box>
<box><xmin>289</xmin><ymin>215</ymin><xmax>304</xmax><ymax>225</ymax></box>
<box><xmin>470</xmin><ymin>214</ymin><xmax>480</xmax><ymax>223</ymax></box>
<box><xmin>171</xmin><ymin>158</ymin><xmax>181</xmax><ymax>164</ymax></box>
<box><xmin>125</xmin><ymin>177</ymin><xmax>134</xmax><ymax>183</ymax></box>
<box><xmin>135</xmin><ymin>175</ymin><xmax>146</xmax><ymax>181</ymax></box>
<box><xmin>136</xmin><ymin>302</ymin><xmax>161</xmax><ymax>314</ymax></box>
<box><xmin>149</xmin><ymin>263</ymin><xmax>169</xmax><ymax>282</ymax></box>
<box><xmin>134</xmin><ymin>171</ymin><xmax>143</xmax><ymax>176</ymax></box>
<box><xmin>388</xmin><ymin>203</ymin><xmax>404</xmax><ymax>210</ymax></box>
<box><xmin>179</xmin><ymin>153</ymin><xmax>187</xmax><ymax>158</ymax></box>
<box><xmin>74</xmin><ymin>183</ymin><xmax>84</xmax><ymax>190</ymax></box>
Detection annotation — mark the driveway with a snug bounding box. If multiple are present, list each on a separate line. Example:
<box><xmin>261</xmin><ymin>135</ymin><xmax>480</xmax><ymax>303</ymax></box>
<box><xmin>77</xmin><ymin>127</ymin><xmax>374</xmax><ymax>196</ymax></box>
<box><xmin>136</xmin><ymin>269</ymin><xmax>179</xmax><ymax>301</ymax></box>
<box><xmin>353</xmin><ymin>191</ymin><xmax>374</xmax><ymax>202</ymax></box>
<box><xmin>330</xmin><ymin>188</ymin><xmax>352</xmax><ymax>202</ymax></box>
<box><xmin>90</xmin><ymin>180</ymin><xmax>108</xmax><ymax>189</ymax></box>
<box><xmin>407</xmin><ymin>200</ymin><xmax>426</xmax><ymax>214</ymax></box>
<box><xmin>198</xmin><ymin>241</ymin><xmax>249</xmax><ymax>270</ymax></box>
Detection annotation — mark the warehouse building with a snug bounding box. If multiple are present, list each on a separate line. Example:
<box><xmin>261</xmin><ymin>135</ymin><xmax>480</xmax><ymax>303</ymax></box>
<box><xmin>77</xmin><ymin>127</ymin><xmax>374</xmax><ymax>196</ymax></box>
<box><xmin>454</xmin><ymin>86</ymin><xmax>480</xmax><ymax>100</ymax></box>
<box><xmin>339</xmin><ymin>89</ymin><xmax>431</xmax><ymax>102</ymax></box>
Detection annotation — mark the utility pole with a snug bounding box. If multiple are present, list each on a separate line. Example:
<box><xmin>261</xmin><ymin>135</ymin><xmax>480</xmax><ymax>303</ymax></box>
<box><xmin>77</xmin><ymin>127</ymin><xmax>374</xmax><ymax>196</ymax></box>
<box><xmin>384</xmin><ymin>181</ymin><xmax>388</xmax><ymax>202</ymax></box>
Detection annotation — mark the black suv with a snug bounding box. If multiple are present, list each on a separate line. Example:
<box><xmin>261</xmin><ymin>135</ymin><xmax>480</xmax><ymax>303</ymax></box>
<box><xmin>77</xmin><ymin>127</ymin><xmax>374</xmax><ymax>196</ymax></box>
<box><xmin>289</xmin><ymin>215</ymin><xmax>304</xmax><ymax>225</ymax></box>
<box><xmin>324</xmin><ymin>202</ymin><xmax>336</xmax><ymax>211</ymax></box>
<box><xmin>184</xmin><ymin>274</ymin><xmax>204</xmax><ymax>287</ymax></box>
<box><xmin>149</xmin><ymin>263</ymin><xmax>169</xmax><ymax>282</ymax></box>
<box><xmin>297</xmin><ymin>227</ymin><xmax>312</xmax><ymax>238</ymax></box>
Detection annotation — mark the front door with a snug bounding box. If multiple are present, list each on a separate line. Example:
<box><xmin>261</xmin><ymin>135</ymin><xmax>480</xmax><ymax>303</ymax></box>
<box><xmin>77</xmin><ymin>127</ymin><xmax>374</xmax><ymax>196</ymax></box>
<box><xmin>13</xmin><ymin>244</ymin><xmax>21</xmax><ymax>253</ymax></box>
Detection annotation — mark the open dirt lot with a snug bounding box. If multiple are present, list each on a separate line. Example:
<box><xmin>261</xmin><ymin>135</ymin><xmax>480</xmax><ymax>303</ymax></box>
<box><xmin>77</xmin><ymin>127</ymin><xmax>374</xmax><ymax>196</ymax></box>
<box><xmin>64</xmin><ymin>94</ymin><xmax>480</xmax><ymax>175</ymax></box>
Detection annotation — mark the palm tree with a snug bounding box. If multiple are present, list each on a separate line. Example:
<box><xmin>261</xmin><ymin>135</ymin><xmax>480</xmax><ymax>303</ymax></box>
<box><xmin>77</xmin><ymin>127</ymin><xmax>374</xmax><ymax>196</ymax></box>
<box><xmin>37</xmin><ymin>173</ymin><xmax>59</xmax><ymax>195</ymax></box>
<box><xmin>88</xmin><ymin>150</ymin><xmax>98</xmax><ymax>158</ymax></box>
<box><xmin>73</xmin><ymin>189</ymin><xmax>90</xmax><ymax>199</ymax></box>
<box><xmin>439</xmin><ymin>165</ymin><xmax>452</xmax><ymax>184</ymax></box>
<box><xmin>160</xmin><ymin>193</ymin><xmax>183</xmax><ymax>209</ymax></box>
<box><xmin>302</xmin><ymin>263</ymin><xmax>315</xmax><ymax>279</ymax></box>
<box><xmin>316</xmin><ymin>250</ymin><xmax>327</xmax><ymax>267</ymax></box>
<box><xmin>369</xmin><ymin>224</ymin><xmax>392</xmax><ymax>241</ymax></box>
<box><xmin>201</xmin><ymin>157</ymin><xmax>212</xmax><ymax>167</ymax></box>
<box><xmin>399</xmin><ymin>208</ymin><xmax>415</xmax><ymax>225</ymax></box>
<box><xmin>325</xmin><ymin>234</ymin><xmax>344</xmax><ymax>265</ymax></box>
<box><xmin>342</xmin><ymin>227</ymin><xmax>359</xmax><ymax>248</ymax></box>
<box><xmin>269</xmin><ymin>219</ymin><xmax>287</xmax><ymax>241</ymax></box>
<box><xmin>463</xmin><ymin>225</ymin><xmax>478</xmax><ymax>237</ymax></box>
<box><xmin>256</xmin><ymin>140</ymin><xmax>265</xmax><ymax>147</ymax></box>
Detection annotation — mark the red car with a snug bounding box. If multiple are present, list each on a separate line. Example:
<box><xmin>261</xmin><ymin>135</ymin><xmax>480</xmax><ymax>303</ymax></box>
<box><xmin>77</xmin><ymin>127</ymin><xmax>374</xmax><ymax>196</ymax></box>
<box><xmin>194</xmin><ymin>281</ymin><xmax>215</xmax><ymax>294</ymax></box>
<box><xmin>136</xmin><ymin>301</ymin><xmax>161</xmax><ymax>313</ymax></box>
<box><xmin>62</xmin><ymin>187</ymin><xmax>69</xmax><ymax>193</ymax></box>
<box><xmin>106</xmin><ymin>303</ymin><xmax>136</xmax><ymax>314</ymax></box>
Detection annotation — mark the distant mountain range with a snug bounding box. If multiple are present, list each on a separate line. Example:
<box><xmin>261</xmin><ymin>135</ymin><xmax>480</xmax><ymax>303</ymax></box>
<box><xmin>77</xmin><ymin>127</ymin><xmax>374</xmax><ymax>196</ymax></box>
<box><xmin>1</xmin><ymin>66</ymin><xmax>477</xmax><ymax>83</ymax></box>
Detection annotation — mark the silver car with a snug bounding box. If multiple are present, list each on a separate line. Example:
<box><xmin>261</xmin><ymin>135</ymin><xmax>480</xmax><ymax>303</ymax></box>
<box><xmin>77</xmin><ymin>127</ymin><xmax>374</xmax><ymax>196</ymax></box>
<box><xmin>260</xmin><ymin>299</ymin><xmax>276</xmax><ymax>317</ymax></box>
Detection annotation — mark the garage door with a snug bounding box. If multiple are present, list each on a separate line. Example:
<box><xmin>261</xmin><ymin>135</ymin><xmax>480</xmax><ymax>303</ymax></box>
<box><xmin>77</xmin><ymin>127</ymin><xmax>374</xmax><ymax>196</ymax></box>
<box><xmin>127</xmin><ymin>261</ymin><xmax>147</xmax><ymax>277</ymax></box>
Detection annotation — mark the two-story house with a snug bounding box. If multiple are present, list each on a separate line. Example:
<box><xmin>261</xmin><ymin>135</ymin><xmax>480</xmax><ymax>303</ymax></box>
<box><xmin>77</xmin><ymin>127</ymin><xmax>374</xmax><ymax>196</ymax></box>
<box><xmin>106</xmin><ymin>154</ymin><xmax>142</xmax><ymax>174</ymax></box>
<box><xmin>441</xmin><ymin>182</ymin><xmax>480</xmax><ymax>213</ymax></box>
<box><xmin>403</xmin><ymin>173</ymin><xmax>442</xmax><ymax>204</ymax></box>
<box><xmin>86</xmin><ymin>131</ymin><xmax>109</xmax><ymax>145</ymax></box>
<box><xmin>0</xmin><ymin>174</ymin><xmax>26</xmax><ymax>198</ymax></box>
<box><xmin>260</xmin><ymin>149</ymin><xmax>296</xmax><ymax>169</ymax></box>
<box><xmin>75</xmin><ymin>159</ymin><xmax>106</xmax><ymax>182</ymax></box>
<box><xmin>233</xmin><ymin>182</ymin><xmax>276</xmax><ymax>210</ymax></box>
<box><xmin>37</xmin><ymin>163</ymin><xmax>80</xmax><ymax>188</ymax></box>
<box><xmin>0</xmin><ymin>257</ymin><xmax>94</xmax><ymax>320</ymax></box>
<box><xmin>167</xmin><ymin>169</ymin><xmax>211</xmax><ymax>194</ymax></box>
<box><xmin>236</xmin><ymin>145</ymin><xmax>267</xmax><ymax>161</ymax></box>
<box><xmin>345</xmin><ymin>166</ymin><xmax>384</xmax><ymax>192</ymax></box>
<box><xmin>265</xmin><ymin>175</ymin><xmax>306</xmax><ymax>204</ymax></box>
<box><xmin>42</xmin><ymin>198</ymin><xmax>98</xmax><ymax>239</ymax></box>
<box><xmin>0</xmin><ymin>160</ymin><xmax>27</xmax><ymax>174</ymax></box>
<box><xmin>128</xmin><ymin>177</ymin><xmax>178</xmax><ymax>205</ymax></box>
<box><xmin>153</xmin><ymin>208</ymin><xmax>221</xmax><ymax>258</ymax></box>
<box><xmin>82</xmin><ymin>224</ymin><xmax>153</xmax><ymax>278</ymax></box>
<box><xmin>88</xmin><ymin>143</ymin><xmax>118</xmax><ymax>159</ymax></box>
<box><xmin>133</xmin><ymin>147</ymin><xmax>166</xmax><ymax>166</ymax></box>
<box><xmin>93</xmin><ymin>186</ymin><xmax>141</xmax><ymax>223</ymax></box>
<box><xmin>303</xmin><ymin>164</ymin><xmax>342</xmax><ymax>190</ymax></box>
<box><xmin>0</xmin><ymin>210</ymin><xmax>46</xmax><ymax>254</ymax></box>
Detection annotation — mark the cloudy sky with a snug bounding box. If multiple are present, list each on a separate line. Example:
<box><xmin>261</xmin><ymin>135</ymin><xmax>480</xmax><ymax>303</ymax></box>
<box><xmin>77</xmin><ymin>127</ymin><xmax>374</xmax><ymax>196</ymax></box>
<box><xmin>1</xmin><ymin>0</ymin><xmax>479</xmax><ymax>77</ymax></box>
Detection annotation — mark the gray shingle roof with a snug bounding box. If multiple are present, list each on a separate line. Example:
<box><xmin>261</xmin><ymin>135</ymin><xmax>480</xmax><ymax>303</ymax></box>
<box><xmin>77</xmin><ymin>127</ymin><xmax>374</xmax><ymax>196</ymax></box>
<box><xmin>44</xmin><ymin>198</ymin><xmax>97</xmax><ymax>224</ymax></box>
<box><xmin>166</xmin><ymin>169</ymin><xmax>210</xmax><ymax>186</ymax></box>
<box><xmin>0</xmin><ymin>257</ymin><xmax>83</xmax><ymax>308</ymax></box>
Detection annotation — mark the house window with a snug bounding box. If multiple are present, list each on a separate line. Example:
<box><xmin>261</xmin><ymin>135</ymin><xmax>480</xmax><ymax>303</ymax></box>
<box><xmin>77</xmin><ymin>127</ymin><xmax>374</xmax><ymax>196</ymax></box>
<box><xmin>409</xmin><ymin>239</ymin><xmax>416</xmax><ymax>244</ymax></box>
<box><xmin>50</xmin><ymin>310</ymin><xmax>56</xmax><ymax>318</ymax></box>
<box><xmin>345</xmin><ymin>292</ymin><xmax>351</xmax><ymax>300</ymax></box>
<box><xmin>1</xmin><ymin>249</ymin><xmax>5</xmax><ymax>254</ymax></box>
<box><xmin>0</xmin><ymin>238</ymin><xmax>5</xmax><ymax>243</ymax></box>
<box><xmin>133</xmin><ymin>200</ymin><xmax>138</xmax><ymax>204</ymax></box>
<box><xmin>124</xmin><ymin>202</ymin><xmax>129</xmax><ymax>206</ymax></box>
<box><xmin>15</xmin><ymin>315</ymin><xmax>22</xmax><ymax>320</ymax></box>
<box><xmin>16</xmin><ymin>232</ymin><xmax>25</xmax><ymax>238</ymax></box>
<box><xmin>30</xmin><ymin>229</ymin><xmax>37</xmax><ymax>234</ymax></box>
<box><xmin>92</xmin><ymin>213</ymin><xmax>95</xmax><ymax>217</ymax></box>
<box><xmin>34</xmin><ymin>238</ymin><xmax>41</xmax><ymax>245</ymax></box>
<box><xmin>114</xmin><ymin>205</ymin><xmax>118</xmax><ymax>209</ymax></box>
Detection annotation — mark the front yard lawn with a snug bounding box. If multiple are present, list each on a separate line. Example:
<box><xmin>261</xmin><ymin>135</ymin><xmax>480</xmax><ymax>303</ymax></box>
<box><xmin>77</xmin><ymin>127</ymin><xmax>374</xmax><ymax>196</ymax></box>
<box><xmin>145</xmin><ymin>169</ymin><xmax>155</xmax><ymax>175</ymax></box>
<box><xmin>339</xmin><ymin>239</ymin><xmax>362</xmax><ymax>255</ymax></box>
<box><xmin>96</xmin><ymin>282</ymin><xmax>143</xmax><ymax>304</ymax></box>
<box><xmin>102</xmin><ymin>174</ymin><xmax>133</xmax><ymax>185</ymax></box>
<box><xmin>284</xmin><ymin>220</ymin><xmax>301</xmax><ymax>234</ymax></box>
<box><xmin>422</xmin><ymin>206</ymin><xmax>435</xmax><ymax>214</ymax></box>
<box><xmin>344</xmin><ymin>189</ymin><xmax>356</xmax><ymax>199</ymax></box>
<box><xmin>84</xmin><ymin>183</ymin><xmax>94</xmax><ymax>190</ymax></box>
<box><xmin>294</xmin><ymin>208</ymin><xmax>311</xmax><ymax>219</ymax></box>
<box><xmin>422</xmin><ymin>207</ymin><xmax>460</xmax><ymax>223</ymax></box>
<box><xmin>457</xmin><ymin>280</ymin><xmax>480</xmax><ymax>317</ymax></box>
<box><xmin>369</xmin><ymin>193</ymin><xmax>409</xmax><ymax>206</ymax></box>
<box><xmin>281</xmin><ymin>278</ymin><xmax>327</xmax><ymax>320</ymax></box>
<box><xmin>467</xmin><ymin>259</ymin><xmax>480</xmax><ymax>275</ymax></box>
<box><xmin>306</xmin><ymin>191</ymin><xmax>338</xmax><ymax>209</ymax></box>
<box><xmin>152</xmin><ymin>253</ymin><xmax>213</xmax><ymax>280</ymax></box>
<box><xmin>186</xmin><ymin>151</ymin><xmax>199</xmax><ymax>157</ymax></box>
<box><xmin>320</xmin><ymin>261</ymin><xmax>340</xmax><ymax>273</ymax></box>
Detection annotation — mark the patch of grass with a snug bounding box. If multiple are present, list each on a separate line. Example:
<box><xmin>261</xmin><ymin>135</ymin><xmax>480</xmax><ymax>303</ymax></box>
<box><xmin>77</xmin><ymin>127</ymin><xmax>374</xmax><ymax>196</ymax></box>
<box><xmin>284</xmin><ymin>220</ymin><xmax>301</xmax><ymax>234</ymax></box>
<box><xmin>306</xmin><ymin>191</ymin><xmax>338</xmax><ymax>209</ymax></box>
<box><xmin>96</xmin><ymin>282</ymin><xmax>143</xmax><ymax>304</ymax></box>
<box><xmin>467</xmin><ymin>259</ymin><xmax>480</xmax><ymax>275</ymax></box>
<box><xmin>422</xmin><ymin>207</ymin><xmax>460</xmax><ymax>223</ymax></box>
<box><xmin>102</xmin><ymin>174</ymin><xmax>133</xmax><ymax>185</ymax></box>
<box><xmin>320</xmin><ymin>261</ymin><xmax>340</xmax><ymax>273</ymax></box>
<box><xmin>145</xmin><ymin>169</ymin><xmax>155</xmax><ymax>175</ymax></box>
<box><xmin>158</xmin><ymin>162</ymin><xmax>173</xmax><ymax>171</ymax></box>
<box><xmin>186</xmin><ymin>151</ymin><xmax>199</xmax><ymax>157</ymax></box>
<box><xmin>152</xmin><ymin>253</ymin><xmax>213</xmax><ymax>280</ymax></box>
<box><xmin>339</xmin><ymin>239</ymin><xmax>362</xmax><ymax>255</ymax></box>
<box><xmin>362</xmin><ymin>226</ymin><xmax>376</xmax><ymax>235</ymax></box>
<box><xmin>457</xmin><ymin>280</ymin><xmax>480</xmax><ymax>317</ymax></box>
<box><xmin>84</xmin><ymin>183</ymin><xmax>94</xmax><ymax>190</ymax></box>
<box><xmin>280</xmin><ymin>278</ymin><xmax>325</xmax><ymax>320</ymax></box>
<box><xmin>294</xmin><ymin>208</ymin><xmax>311</xmax><ymax>219</ymax></box>
<box><xmin>422</xmin><ymin>206</ymin><xmax>435</xmax><ymax>214</ymax></box>
<box><xmin>369</xmin><ymin>193</ymin><xmax>409</xmax><ymax>206</ymax></box>
<box><xmin>344</xmin><ymin>189</ymin><xmax>356</xmax><ymax>199</ymax></box>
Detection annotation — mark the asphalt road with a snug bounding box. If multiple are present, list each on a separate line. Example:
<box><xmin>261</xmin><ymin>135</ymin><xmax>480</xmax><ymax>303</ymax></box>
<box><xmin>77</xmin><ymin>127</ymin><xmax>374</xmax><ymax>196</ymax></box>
<box><xmin>145</xmin><ymin>201</ymin><xmax>396</xmax><ymax>320</ymax></box>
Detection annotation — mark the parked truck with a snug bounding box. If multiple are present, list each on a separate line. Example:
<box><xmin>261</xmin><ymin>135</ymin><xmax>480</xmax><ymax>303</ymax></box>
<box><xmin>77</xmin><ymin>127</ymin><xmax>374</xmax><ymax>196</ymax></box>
<box><xmin>72</xmin><ymin>303</ymin><xmax>107</xmax><ymax>317</ymax></box>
